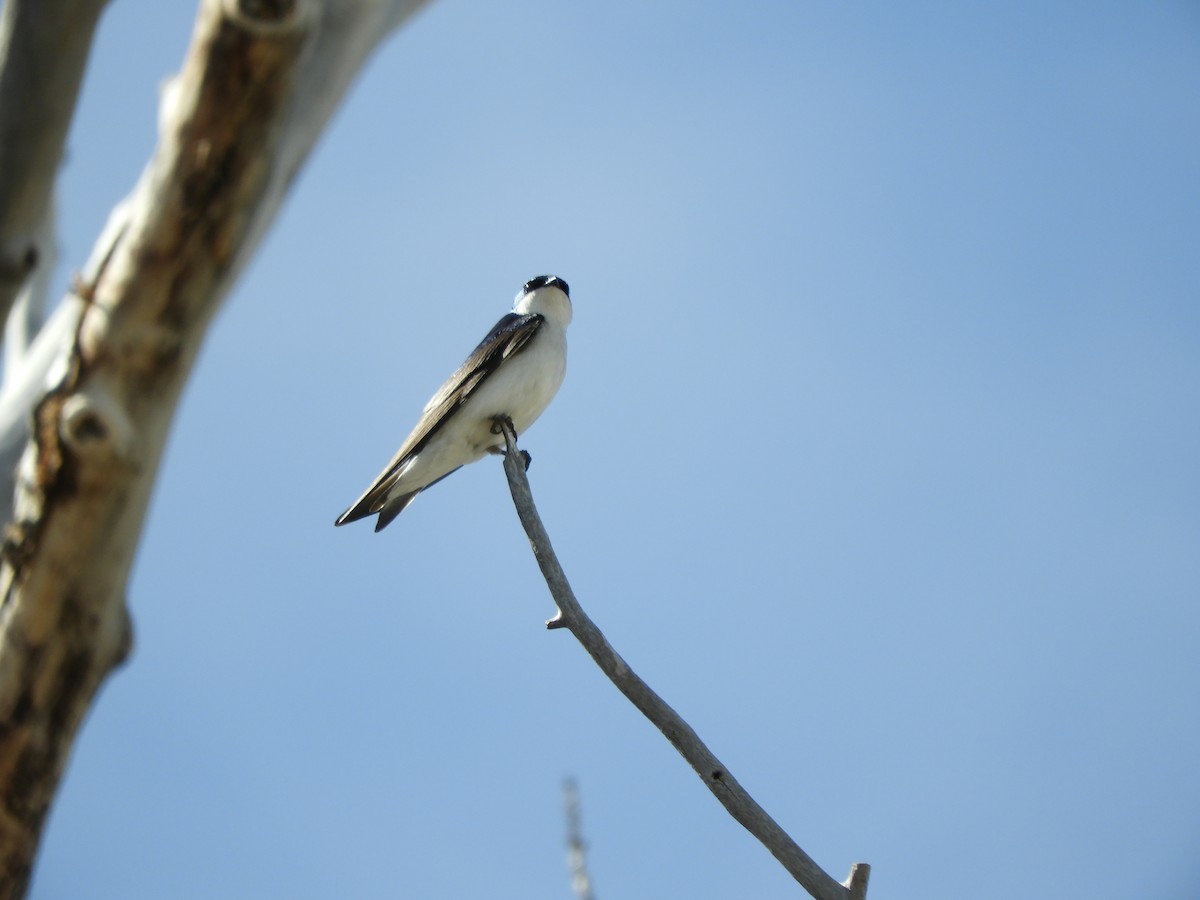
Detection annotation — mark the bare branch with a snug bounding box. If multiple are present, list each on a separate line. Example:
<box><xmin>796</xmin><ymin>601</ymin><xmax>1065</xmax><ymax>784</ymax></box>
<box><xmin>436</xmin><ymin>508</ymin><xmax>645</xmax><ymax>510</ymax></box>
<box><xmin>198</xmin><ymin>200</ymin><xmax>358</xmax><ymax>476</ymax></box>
<box><xmin>0</xmin><ymin>1</ymin><xmax>433</xmax><ymax>893</ymax></box>
<box><xmin>0</xmin><ymin>0</ymin><xmax>108</xmax><ymax>327</ymax></box>
<box><xmin>496</xmin><ymin>420</ymin><xmax>866</xmax><ymax>900</ymax></box>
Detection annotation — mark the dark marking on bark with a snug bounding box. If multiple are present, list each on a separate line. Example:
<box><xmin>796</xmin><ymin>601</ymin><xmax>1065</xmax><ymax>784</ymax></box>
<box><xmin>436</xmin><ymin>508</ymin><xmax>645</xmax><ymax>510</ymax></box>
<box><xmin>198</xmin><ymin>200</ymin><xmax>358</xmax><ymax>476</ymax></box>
<box><xmin>1</xmin><ymin>522</ymin><xmax>36</xmax><ymax>576</ymax></box>
<box><xmin>66</xmin><ymin>409</ymin><xmax>107</xmax><ymax>444</ymax></box>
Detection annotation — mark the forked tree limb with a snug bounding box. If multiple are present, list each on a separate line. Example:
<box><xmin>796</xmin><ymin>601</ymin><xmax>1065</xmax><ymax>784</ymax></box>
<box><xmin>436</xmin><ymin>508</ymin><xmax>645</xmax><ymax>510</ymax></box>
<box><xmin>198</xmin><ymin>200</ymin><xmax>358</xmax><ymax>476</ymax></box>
<box><xmin>0</xmin><ymin>1</ymin><xmax>432</xmax><ymax>894</ymax></box>
<box><xmin>496</xmin><ymin>418</ymin><xmax>868</xmax><ymax>900</ymax></box>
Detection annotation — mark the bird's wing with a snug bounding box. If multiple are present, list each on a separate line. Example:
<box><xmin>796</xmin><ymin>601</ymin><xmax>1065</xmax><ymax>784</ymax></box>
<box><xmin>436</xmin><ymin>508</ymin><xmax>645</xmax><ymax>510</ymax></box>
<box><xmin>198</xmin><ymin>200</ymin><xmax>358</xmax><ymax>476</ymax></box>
<box><xmin>334</xmin><ymin>312</ymin><xmax>544</xmax><ymax>525</ymax></box>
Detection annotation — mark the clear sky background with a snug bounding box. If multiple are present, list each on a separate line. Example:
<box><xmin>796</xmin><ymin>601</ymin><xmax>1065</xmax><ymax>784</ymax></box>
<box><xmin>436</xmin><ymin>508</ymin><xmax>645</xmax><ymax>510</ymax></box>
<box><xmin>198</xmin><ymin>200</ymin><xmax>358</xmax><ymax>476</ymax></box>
<box><xmin>24</xmin><ymin>1</ymin><xmax>1199</xmax><ymax>898</ymax></box>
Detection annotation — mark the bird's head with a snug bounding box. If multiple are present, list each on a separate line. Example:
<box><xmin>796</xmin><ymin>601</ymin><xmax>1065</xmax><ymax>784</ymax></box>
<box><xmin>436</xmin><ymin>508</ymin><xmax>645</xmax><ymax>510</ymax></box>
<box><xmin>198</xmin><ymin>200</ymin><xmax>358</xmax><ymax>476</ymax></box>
<box><xmin>515</xmin><ymin>274</ymin><xmax>572</xmax><ymax>327</ymax></box>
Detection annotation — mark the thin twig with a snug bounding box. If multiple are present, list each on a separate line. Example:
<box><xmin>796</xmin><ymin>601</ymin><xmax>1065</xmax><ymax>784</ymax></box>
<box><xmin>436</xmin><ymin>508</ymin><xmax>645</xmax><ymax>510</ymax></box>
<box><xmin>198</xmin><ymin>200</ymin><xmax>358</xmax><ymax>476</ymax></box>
<box><xmin>496</xmin><ymin>419</ymin><xmax>866</xmax><ymax>900</ymax></box>
<box><xmin>563</xmin><ymin>778</ymin><xmax>595</xmax><ymax>900</ymax></box>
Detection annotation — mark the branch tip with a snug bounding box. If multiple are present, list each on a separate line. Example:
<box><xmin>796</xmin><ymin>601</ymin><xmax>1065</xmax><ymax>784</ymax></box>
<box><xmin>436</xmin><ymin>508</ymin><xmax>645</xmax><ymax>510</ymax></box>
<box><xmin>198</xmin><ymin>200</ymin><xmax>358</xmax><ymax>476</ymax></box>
<box><xmin>845</xmin><ymin>862</ymin><xmax>870</xmax><ymax>900</ymax></box>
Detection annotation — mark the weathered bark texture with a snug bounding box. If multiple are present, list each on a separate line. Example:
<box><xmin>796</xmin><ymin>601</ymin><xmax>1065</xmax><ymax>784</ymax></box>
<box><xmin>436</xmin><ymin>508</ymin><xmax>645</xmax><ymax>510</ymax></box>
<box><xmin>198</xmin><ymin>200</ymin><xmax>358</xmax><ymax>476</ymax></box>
<box><xmin>0</xmin><ymin>1</ymin><xmax>431</xmax><ymax>894</ymax></box>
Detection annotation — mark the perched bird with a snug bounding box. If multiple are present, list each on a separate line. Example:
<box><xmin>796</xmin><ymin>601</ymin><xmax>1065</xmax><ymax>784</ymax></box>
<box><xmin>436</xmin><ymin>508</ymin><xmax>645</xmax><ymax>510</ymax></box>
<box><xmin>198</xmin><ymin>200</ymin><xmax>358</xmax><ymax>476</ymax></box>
<box><xmin>335</xmin><ymin>275</ymin><xmax>572</xmax><ymax>531</ymax></box>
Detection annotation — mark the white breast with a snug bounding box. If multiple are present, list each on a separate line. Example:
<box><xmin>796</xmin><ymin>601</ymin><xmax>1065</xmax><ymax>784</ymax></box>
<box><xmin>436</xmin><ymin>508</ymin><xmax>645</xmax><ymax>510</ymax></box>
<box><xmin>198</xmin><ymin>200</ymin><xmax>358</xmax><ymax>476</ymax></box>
<box><xmin>466</xmin><ymin>319</ymin><xmax>567</xmax><ymax>445</ymax></box>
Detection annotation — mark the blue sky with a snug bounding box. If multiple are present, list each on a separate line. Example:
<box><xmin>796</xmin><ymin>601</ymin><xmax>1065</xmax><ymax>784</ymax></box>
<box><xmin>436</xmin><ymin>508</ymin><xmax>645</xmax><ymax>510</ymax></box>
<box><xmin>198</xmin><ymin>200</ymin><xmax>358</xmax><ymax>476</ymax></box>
<box><xmin>26</xmin><ymin>1</ymin><xmax>1200</xmax><ymax>898</ymax></box>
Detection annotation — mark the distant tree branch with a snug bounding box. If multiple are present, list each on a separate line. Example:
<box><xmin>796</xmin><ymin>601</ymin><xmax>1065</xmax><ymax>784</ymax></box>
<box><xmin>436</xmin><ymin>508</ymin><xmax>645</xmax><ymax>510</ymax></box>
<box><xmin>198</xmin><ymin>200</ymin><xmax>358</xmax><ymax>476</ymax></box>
<box><xmin>563</xmin><ymin>778</ymin><xmax>595</xmax><ymax>900</ymax></box>
<box><xmin>496</xmin><ymin>418</ymin><xmax>869</xmax><ymax>900</ymax></box>
<box><xmin>0</xmin><ymin>0</ymin><xmax>107</xmax><ymax>327</ymax></box>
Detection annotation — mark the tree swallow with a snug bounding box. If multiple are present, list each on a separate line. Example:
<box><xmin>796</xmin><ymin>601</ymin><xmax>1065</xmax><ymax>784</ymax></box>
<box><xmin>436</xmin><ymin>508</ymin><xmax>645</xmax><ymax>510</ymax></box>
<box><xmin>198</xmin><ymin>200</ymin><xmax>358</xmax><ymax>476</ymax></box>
<box><xmin>335</xmin><ymin>275</ymin><xmax>572</xmax><ymax>531</ymax></box>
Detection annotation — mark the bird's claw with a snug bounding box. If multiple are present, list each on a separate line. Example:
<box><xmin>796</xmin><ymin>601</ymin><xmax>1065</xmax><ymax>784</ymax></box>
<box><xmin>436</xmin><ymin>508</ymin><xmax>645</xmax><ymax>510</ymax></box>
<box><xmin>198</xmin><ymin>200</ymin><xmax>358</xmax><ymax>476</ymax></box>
<box><xmin>487</xmin><ymin>445</ymin><xmax>532</xmax><ymax>471</ymax></box>
<box><xmin>487</xmin><ymin>417</ymin><xmax>530</xmax><ymax>469</ymax></box>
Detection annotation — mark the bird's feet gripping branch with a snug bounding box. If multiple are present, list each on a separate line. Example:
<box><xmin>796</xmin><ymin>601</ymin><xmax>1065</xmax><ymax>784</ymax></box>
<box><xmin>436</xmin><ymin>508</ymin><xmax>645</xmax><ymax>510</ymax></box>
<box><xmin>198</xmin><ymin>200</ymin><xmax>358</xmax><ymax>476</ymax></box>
<box><xmin>488</xmin><ymin>416</ymin><xmax>532</xmax><ymax>471</ymax></box>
